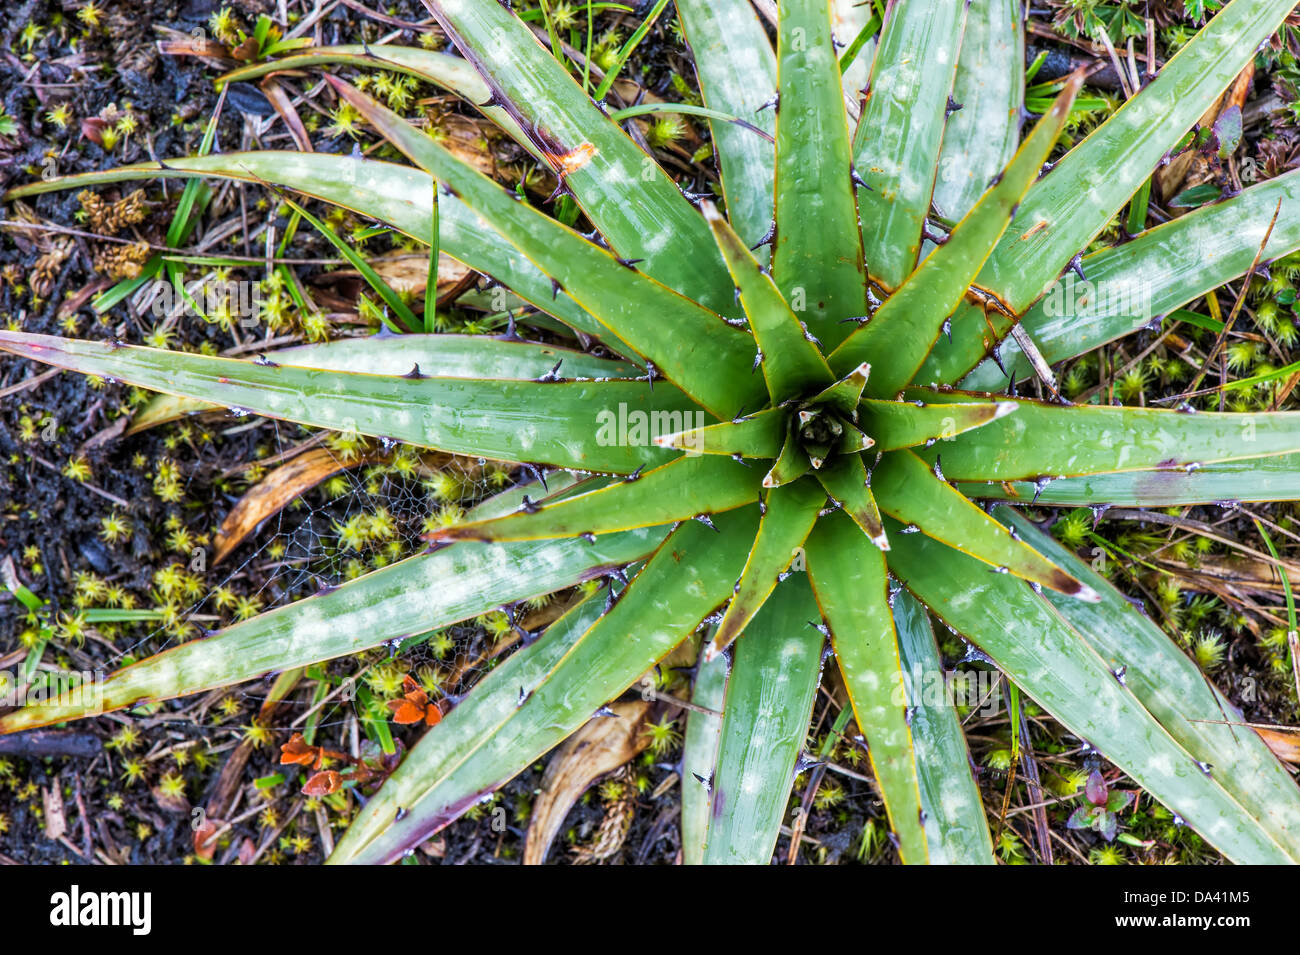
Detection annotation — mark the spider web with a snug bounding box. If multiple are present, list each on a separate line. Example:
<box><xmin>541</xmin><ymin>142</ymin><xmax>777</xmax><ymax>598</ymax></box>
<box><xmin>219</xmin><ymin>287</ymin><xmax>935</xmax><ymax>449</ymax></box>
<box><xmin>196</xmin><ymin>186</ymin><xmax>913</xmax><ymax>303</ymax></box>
<box><xmin>98</xmin><ymin>412</ymin><xmax>515</xmax><ymax>732</ymax></box>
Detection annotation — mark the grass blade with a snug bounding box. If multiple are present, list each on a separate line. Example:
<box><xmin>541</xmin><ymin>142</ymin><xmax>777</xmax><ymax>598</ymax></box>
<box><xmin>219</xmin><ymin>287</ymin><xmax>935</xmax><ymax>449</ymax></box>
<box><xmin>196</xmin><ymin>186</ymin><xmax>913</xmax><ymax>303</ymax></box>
<box><xmin>277</xmin><ymin>191</ymin><xmax>420</xmax><ymax>333</ymax></box>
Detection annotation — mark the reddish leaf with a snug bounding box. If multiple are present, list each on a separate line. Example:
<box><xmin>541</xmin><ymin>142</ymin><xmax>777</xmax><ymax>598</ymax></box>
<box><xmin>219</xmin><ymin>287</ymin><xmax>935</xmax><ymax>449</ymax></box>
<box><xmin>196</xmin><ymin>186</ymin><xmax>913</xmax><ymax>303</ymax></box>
<box><xmin>302</xmin><ymin>770</ymin><xmax>342</xmax><ymax>796</ymax></box>
<box><xmin>1084</xmin><ymin>769</ymin><xmax>1108</xmax><ymax>807</ymax></box>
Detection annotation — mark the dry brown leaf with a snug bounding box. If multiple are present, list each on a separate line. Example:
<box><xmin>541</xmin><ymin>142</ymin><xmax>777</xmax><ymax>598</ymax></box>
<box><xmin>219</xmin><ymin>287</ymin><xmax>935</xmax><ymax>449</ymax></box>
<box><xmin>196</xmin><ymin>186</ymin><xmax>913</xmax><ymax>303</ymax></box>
<box><xmin>42</xmin><ymin>784</ymin><xmax>67</xmax><ymax>842</ymax></box>
<box><xmin>522</xmin><ymin>700</ymin><xmax>654</xmax><ymax>865</ymax></box>
<box><xmin>213</xmin><ymin>447</ymin><xmax>379</xmax><ymax>564</ymax></box>
<box><xmin>328</xmin><ymin>252</ymin><xmax>470</xmax><ymax>296</ymax></box>
<box><xmin>1157</xmin><ymin>554</ymin><xmax>1300</xmax><ymax>597</ymax></box>
<box><xmin>260</xmin><ymin>78</ymin><xmax>314</xmax><ymax>153</ymax></box>
<box><xmin>435</xmin><ymin>114</ymin><xmax>498</xmax><ymax>177</ymax></box>
<box><xmin>1254</xmin><ymin>726</ymin><xmax>1300</xmax><ymax>766</ymax></box>
<box><xmin>1156</xmin><ymin>62</ymin><xmax>1254</xmax><ymax>205</ymax></box>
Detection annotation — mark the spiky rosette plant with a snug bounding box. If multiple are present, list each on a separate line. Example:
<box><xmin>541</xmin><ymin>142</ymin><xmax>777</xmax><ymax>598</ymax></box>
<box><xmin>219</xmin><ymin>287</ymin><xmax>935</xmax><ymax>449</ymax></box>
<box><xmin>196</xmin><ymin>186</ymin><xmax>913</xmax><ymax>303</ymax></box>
<box><xmin>6</xmin><ymin>0</ymin><xmax>1300</xmax><ymax>864</ymax></box>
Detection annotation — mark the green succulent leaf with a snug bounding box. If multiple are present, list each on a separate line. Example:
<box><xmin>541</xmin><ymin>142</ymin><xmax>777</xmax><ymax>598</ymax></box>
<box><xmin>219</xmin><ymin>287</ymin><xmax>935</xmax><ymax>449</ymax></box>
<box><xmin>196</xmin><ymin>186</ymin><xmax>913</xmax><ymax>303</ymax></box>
<box><xmin>328</xmin><ymin>77</ymin><xmax>764</xmax><ymax>419</ymax></box>
<box><xmin>862</xmin><ymin>396</ymin><xmax>1018</xmax><ymax>452</ymax></box>
<box><xmin>676</xmin><ymin>0</ymin><xmax>777</xmax><ymax>251</ymax></box>
<box><xmin>219</xmin><ymin>46</ymin><xmax>535</xmax><ymax>150</ymax></box>
<box><xmin>334</xmin><ymin>510</ymin><xmax>758</xmax><ymax>864</ymax></box>
<box><xmin>958</xmin><ymin>168</ymin><xmax>1300</xmax><ymax>390</ymax></box>
<box><xmin>3</xmin><ymin>153</ymin><xmax>621</xmax><ymax>353</ymax></box>
<box><xmin>892</xmin><ymin>590</ymin><xmax>996</xmax><ymax>864</ymax></box>
<box><xmin>806</xmin><ymin>512</ymin><xmax>928</xmax><ymax>863</ymax></box>
<box><xmin>913</xmin><ymin>390</ymin><xmax>1300</xmax><ymax>482</ymax></box>
<box><xmin>433</xmin><ymin>455</ymin><xmax>763</xmax><ymax>542</ymax></box>
<box><xmin>931</xmin><ymin>0</ymin><xmax>1024</xmax><ymax>222</ymax></box>
<box><xmin>886</xmin><ymin>523</ymin><xmax>1300</xmax><ymax>864</ymax></box>
<box><xmin>772</xmin><ymin>0</ymin><xmax>866</xmax><ymax>345</ymax></box>
<box><xmin>966</xmin><ymin>455</ymin><xmax>1300</xmax><ymax>507</ymax></box>
<box><xmin>977</xmin><ymin>0</ymin><xmax>1297</xmax><ymax>313</ymax></box>
<box><xmin>422</xmin><ymin>0</ymin><xmax>735</xmax><ymax>313</ymax></box>
<box><xmin>764</xmin><ymin>422</ymin><xmax>814</xmax><ymax>488</ymax></box>
<box><xmin>999</xmin><ymin>507</ymin><xmax>1300</xmax><ymax>859</ymax></box>
<box><xmin>872</xmin><ymin>448</ymin><xmax>1094</xmax><ymax>599</ymax></box>
<box><xmin>700</xmin><ymin>575</ymin><xmax>824</xmax><ymax>864</ymax></box>
<box><xmin>833</xmin><ymin>74</ymin><xmax>1080</xmax><ymax>395</ymax></box>
<box><xmin>807</xmin><ymin>361</ymin><xmax>871</xmax><ymax>418</ymax></box>
<box><xmin>653</xmin><ymin>407</ymin><xmax>786</xmax><ymax>458</ymax></box>
<box><xmin>813</xmin><ymin>453</ymin><xmax>888</xmax><ymax>550</ymax></box>
<box><xmin>0</xmin><ymin>504</ymin><xmax>665</xmax><ymax>733</ymax></box>
<box><xmin>704</xmin><ymin>201</ymin><xmax>835</xmax><ymax>402</ymax></box>
<box><xmin>709</xmin><ymin>480</ymin><xmax>824</xmax><ymax>656</ymax></box>
<box><xmin>852</xmin><ymin>0</ymin><xmax>967</xmax><ymax>288</ymax></box>
<box><xmin>681</xmin><ymin>639</ymin><xmax>730</xmax><ymax>866</ymax></box>
<box><xmin>0</xmin><ymin>331</ymin><xmax>689</xmax><ymax>473</ymax></box>
<box><xmin>129</xmin><ymin>335</ymin><xmax>635</xmax><ymax>431</ymax></box>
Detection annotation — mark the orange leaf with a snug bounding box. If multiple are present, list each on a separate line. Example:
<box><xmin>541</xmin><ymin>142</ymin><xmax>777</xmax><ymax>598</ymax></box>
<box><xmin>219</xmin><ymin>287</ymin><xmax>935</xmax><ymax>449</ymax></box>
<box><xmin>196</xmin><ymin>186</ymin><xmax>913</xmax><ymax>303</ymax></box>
<box><xmin>425</xmin><ymin>702</ymin><xmax>443</xmax><ymax>727</ymax></box>
<box><xmin>279</xmin><ymin>732</ymin><xmax>319</xmax><ymax>767</ymax></box>
<box><xmin>389</xmin><ymin>699</ymin><xmax>426</xmax><ymax>725</ymax></box>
